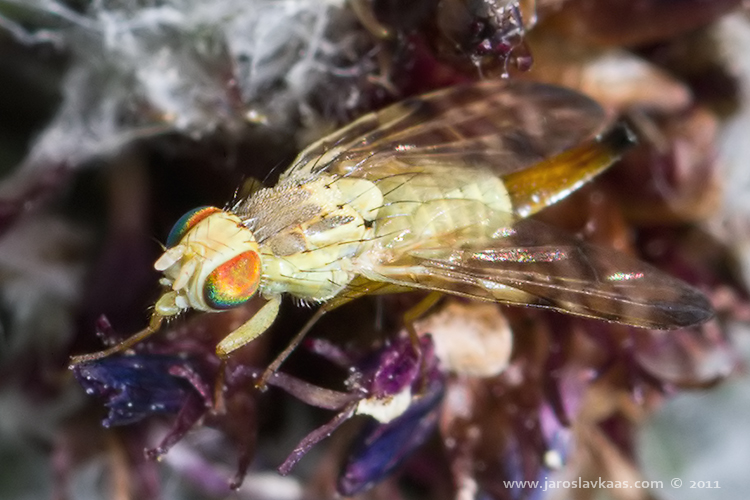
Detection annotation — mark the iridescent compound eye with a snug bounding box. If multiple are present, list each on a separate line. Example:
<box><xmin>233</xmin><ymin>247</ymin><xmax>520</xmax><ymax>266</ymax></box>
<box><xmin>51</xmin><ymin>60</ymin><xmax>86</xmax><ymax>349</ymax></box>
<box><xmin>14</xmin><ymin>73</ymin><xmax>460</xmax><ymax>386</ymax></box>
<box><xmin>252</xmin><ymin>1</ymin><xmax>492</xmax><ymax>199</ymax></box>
<box><xmin>203</xmin><ymin>251</ymin><xmax>262</xmax><ymax>309</ymax></box>
<box><xmin>166</xmin><ymin>206</ymin><xmax>222</xmax><ymax>248</ymax></box>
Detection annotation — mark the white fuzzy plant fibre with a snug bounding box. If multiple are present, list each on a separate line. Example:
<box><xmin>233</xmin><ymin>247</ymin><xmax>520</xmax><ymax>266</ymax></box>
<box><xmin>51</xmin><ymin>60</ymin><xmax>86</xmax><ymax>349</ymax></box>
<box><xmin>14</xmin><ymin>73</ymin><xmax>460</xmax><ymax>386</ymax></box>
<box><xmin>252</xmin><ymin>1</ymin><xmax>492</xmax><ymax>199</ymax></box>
<box><xmin>712</xmin><ymin>14</ymin><xmax>750</xmax><ymax>285</ymax></box>
<box><xmin>0</xmin><ymin>0</ymin><xmax>353</xmax><ymax>172</ymax></box>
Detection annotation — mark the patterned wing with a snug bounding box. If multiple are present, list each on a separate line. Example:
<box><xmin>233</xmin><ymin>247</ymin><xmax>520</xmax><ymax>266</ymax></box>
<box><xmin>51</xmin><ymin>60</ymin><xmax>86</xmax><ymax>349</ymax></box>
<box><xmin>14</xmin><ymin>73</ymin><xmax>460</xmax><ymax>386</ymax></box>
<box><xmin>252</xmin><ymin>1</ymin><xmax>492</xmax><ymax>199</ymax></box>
<box><xmin>360</xmin><ymin>217</ymin><xmax>713</xmax><ymax>329</ymax></box>
<box><xmin>281</xmin><ymin>80</ymin><xmax>609</xmax><ymax>181</ymax></box>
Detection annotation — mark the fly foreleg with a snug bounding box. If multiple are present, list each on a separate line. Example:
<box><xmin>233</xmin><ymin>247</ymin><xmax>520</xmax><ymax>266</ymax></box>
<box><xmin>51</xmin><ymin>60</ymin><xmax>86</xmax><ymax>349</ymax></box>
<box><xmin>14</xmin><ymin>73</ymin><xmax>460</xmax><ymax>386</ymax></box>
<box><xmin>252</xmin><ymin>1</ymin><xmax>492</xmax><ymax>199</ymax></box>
<box><xmin>215</xmin><ymin>296</ymin><xmax>282</xmax><ymax>359</ymax></box>
<box><xmin>213</xmin><ymin>296</ymin><xmax>281</xmax><ymax>411</ymax></box>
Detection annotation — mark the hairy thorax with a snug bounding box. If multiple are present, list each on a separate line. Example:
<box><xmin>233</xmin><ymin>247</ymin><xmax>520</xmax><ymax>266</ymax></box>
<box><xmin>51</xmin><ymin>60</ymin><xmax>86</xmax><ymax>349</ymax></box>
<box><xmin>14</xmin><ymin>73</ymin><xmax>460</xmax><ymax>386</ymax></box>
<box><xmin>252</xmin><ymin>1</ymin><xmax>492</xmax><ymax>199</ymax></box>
<box><xmin>239</xmin><ymin>166</ymin><xmax>513</xmax><ymax>302</ymax></box>
<box><xmin>241</xmin><ymin>174</ymin><xmax>383</xmax><ymax>301</ymax></box>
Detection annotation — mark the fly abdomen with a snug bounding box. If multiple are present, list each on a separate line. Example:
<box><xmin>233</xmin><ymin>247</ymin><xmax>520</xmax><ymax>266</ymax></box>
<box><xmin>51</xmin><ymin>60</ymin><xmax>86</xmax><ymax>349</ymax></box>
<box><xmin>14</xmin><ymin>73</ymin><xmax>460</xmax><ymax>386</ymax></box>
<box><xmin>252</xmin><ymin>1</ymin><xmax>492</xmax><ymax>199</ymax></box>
<box><xmin>369</xmin><ymin>166</ymin><xmax>513</xmax><ymax>251</ymax></box>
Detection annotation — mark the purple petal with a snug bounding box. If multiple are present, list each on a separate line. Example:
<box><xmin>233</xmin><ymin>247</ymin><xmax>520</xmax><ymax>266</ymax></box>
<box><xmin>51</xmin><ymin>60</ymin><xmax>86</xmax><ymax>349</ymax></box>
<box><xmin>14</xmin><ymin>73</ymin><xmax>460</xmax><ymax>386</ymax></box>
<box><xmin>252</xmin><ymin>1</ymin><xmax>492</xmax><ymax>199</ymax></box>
<box><xmin>266</xmin><ymin>371</ymin><xmax>357</xmax><ymax>410</ymax></box>
<box><xmin>278</xmin><ymin>403</ymin><xmax>358</xmax><ymax>475</ymax></box>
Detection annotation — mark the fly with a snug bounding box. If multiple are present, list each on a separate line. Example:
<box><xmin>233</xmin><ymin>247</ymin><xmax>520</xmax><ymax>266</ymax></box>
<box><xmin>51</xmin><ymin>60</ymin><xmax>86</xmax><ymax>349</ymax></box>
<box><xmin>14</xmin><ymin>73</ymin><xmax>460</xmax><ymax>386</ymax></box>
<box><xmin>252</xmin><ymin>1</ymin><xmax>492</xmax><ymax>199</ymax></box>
<box><xmin>69</xmin><ymin>80</ymin><xmax>713</xmax><ymax>386</ymax></box>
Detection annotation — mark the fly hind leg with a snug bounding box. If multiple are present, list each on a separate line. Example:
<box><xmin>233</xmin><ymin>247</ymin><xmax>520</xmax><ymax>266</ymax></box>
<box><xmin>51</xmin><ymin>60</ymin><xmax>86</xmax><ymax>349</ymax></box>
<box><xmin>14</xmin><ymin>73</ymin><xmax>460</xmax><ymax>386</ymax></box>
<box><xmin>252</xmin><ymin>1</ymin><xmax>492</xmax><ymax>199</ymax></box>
<box><xmin>402</xmin><ymin>291</ymin><xmax>443</xmax><ymax>392</ymax></box>
<box><xmin>403</xmin><ymin>291</ymin><xmax>443</xmax><ymax>346</ymax></box>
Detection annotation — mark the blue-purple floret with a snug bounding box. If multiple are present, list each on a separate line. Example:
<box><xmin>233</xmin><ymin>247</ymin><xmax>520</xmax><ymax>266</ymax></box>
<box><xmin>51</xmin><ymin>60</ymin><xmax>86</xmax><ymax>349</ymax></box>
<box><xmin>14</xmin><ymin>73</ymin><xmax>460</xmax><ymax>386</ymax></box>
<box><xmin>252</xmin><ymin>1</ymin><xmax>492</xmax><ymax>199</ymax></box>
<box><xmin>272</xmin><ymin>334</ymin><xmax>447</xmax><ymax>493</ymax></box>
<box><xmin>72</xmin><ymin>354</ymin><xmax>203</xmax><ymax>427</ymax></box>
<box><xmin>367</xmin><ymin>335</ymin><xmax>425</xmax><ymax>398</ymax></box>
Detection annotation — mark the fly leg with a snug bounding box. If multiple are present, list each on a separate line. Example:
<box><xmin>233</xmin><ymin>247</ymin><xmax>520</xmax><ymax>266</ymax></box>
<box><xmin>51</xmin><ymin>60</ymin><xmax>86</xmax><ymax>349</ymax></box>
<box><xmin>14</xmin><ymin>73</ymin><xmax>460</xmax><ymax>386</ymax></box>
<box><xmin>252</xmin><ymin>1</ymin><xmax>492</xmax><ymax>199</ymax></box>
<box><xmin>213</xmin><ymin>296</ymin><xmax>281</xmax><ymax>411</ymax></box>
<box><xmin>254</xmin><ymin>287</ymin><xmax>367</xmax><ymax>390</ymax></box>
<box><xmin>255</xmin><ymin>307</ymin><xmax>327</xmax><ymax>391</ymax></box>
<box><xmin>403</xmin><ymin>291</ymin><xmax>443</xmax><ymax>346</ymax></box>
<box><xmin>402</xmin><ymin>291</ymin><xmax>443</xmax><ymax>393</ymax></box>
<box><xmin>69</xmin><ymin>314</ymin><xmax>164</xmax><ymax>366</ymax></box>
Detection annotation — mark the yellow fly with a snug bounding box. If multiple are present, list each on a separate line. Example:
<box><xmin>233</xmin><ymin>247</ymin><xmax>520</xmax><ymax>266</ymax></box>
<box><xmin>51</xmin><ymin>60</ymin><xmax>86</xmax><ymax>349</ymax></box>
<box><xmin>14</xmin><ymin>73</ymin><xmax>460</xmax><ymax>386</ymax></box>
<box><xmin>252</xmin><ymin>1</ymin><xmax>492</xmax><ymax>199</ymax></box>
<box><xmin>70</xmin><ymin>80</ymin><xmax>713</xmax><ymax>382</ymax></box>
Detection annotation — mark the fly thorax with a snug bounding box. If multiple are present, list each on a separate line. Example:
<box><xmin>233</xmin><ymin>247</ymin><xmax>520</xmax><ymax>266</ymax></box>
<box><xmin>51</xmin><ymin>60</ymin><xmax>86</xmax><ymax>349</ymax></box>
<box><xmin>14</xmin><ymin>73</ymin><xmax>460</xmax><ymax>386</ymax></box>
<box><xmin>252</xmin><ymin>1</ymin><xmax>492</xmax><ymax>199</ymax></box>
<box><xmin>154</xmin><ymin>209</ymin><xmax>261</xmax><ymax>315</ymax></box>
<box><xmin>258</xmin><ymin>175</ymin><xmax>383</xmax><ymax>300</ymax></box>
